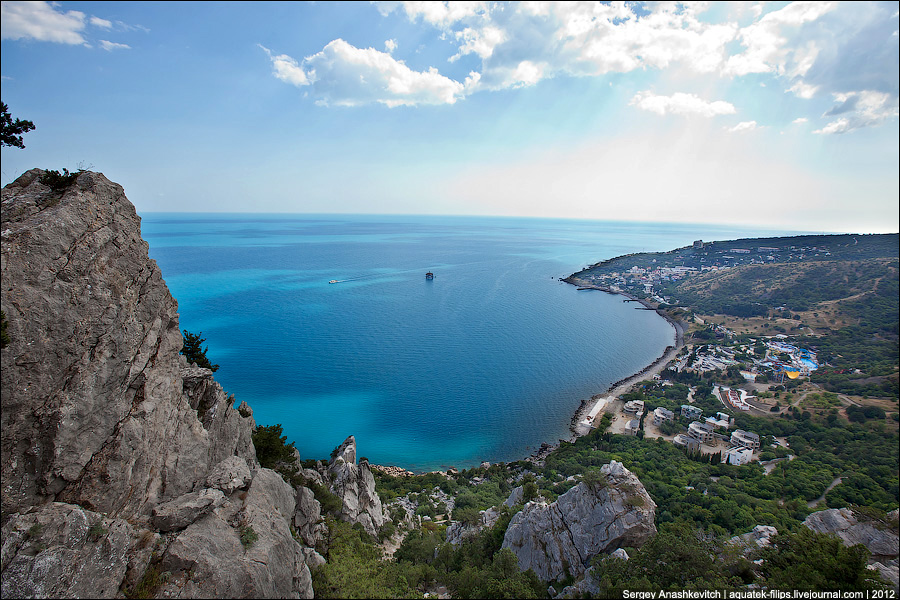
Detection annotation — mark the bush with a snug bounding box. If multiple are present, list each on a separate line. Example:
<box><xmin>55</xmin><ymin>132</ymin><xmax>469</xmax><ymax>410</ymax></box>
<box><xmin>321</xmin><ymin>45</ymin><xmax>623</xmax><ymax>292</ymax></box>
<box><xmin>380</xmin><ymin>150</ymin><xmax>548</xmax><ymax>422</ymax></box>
<box><xmin>39</xmin><ymin>168</ymin><xmax>79</xmax><ymax>192</ymax></box>
<box><xmin>239</xmin><ymin>525</ymin><xmax>258</xmax><ymax>549</ymax></box>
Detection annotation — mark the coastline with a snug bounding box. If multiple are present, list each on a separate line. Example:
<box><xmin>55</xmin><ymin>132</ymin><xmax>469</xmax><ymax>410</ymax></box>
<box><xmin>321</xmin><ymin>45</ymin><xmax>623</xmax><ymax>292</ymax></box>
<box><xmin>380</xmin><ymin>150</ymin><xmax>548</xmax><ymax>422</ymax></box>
<box><xmin>527</xmin><ymin>276</ymin><xmax>686</xmax><ymax>463</ymax></box>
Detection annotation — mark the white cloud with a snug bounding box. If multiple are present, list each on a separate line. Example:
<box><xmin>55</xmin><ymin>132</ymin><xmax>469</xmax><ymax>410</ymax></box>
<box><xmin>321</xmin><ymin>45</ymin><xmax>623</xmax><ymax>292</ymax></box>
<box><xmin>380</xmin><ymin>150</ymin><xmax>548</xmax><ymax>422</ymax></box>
<box><xmin>90</xmin><ymin>17</ymin><xmax>112</xmax><ymax>29</ymax></box>
<box><xmin>379</xmin><ymin>1</ymin><xmax>738</xmax><ymax>92</ymax></box>
<box><xmin>385</xmin><ymin>38</ymin><xmax>397</xmax><ymax>53</ymax></box>
<box><xmin>259</xmin><ymin>45</ymin><xmax>310</xmax><ymax>86</ymax></box>
<box><xmin>792</xmin><ymin>117</ymin><xmax>808</xmax><ymax>124</ymax></box>
<box><xmin>815</xmin><ymin>90</ymin><xmax>899</xmax><ymax>134</ymax></box>
<box><xmin>99</xmin><ymin>40</ymin><xmax>130</xmax><ymax>51</ymax></box>
<box><xmin>630</xmin><ymin>91</ymin><xmax>736</xmax><ymax>117</ymax></box>
<box><xmin>1</xmin><ymin>0</ymin><xmax>87</xmax><ymax>44</ymax></box>
<box><xmin>383</xmin><ymin>1</ymin><xmax>488</xmax><ymax>28</ymax></box>
<box><xmin>262</xmin><ymin>40</ymin><xmax>464</xmax><ymax>107</ymax></box>
<box><xmin>724</xmin><ymin>2</ymin><xmax>836</xmax><ymax>77</ymax></box>
<box><xmin>727</xmin><ymin>120</ymin><xmax>758</xmax><ymax>132</ymax></box>
<box><xmin>787</xmin><ymin>80</ymin><xmax>819</xmax><ymax>99</ymax></box>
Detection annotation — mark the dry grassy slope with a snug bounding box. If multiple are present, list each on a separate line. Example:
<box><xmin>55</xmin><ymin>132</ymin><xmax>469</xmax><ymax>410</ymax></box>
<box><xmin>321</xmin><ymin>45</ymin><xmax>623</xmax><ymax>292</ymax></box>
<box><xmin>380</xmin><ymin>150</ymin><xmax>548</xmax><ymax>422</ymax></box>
<box><xmin>675</xmin><ymin>259</ymin><xmax>888</xmax><ymax>300</ymax></box>
<box><xmin>671</xmin><ymin>258</ymin><xmax>897</xmax><ymax>336</ymax></box>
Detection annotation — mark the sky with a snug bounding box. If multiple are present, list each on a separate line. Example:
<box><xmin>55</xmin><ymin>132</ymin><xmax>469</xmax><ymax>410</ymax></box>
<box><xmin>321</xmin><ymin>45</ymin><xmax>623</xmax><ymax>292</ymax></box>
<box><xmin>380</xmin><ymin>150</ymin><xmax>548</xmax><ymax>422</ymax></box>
<box><xmin>1</xmin><ymin>1</ymin><xmax>898</xmax><ymax>233</ymax></box>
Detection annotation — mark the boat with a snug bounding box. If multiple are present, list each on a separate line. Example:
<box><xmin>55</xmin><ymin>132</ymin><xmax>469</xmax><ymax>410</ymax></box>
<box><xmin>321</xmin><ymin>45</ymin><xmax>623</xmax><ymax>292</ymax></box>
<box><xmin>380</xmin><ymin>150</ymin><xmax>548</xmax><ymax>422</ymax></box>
<box><xmin>329</xmin><ymin>280</ymin><xmax>338</xmax><ymax>284</ymax></box>
<box><xmin>425</xmin><ymin>272</ymin><xmax>434</xmax><ymax>280</ymax></box>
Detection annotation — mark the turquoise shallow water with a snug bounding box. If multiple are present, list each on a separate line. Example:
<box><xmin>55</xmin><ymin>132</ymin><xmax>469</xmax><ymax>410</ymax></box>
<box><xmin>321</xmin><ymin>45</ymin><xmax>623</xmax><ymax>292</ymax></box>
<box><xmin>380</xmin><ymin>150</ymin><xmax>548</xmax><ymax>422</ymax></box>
<box><xmin>142</xmin><ymin>214</ymin><xmax>799</xmax><ymax>471</ymax></box>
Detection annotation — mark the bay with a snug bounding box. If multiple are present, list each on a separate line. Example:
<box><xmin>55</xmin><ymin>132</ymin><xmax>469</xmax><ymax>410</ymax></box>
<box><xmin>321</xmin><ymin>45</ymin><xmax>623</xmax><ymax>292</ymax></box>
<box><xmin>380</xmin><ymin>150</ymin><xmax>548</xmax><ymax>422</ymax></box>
<box><xmin>142</xmin><ymin>213</ymin><xmax>801</xmax><ymax>471</ymax></box>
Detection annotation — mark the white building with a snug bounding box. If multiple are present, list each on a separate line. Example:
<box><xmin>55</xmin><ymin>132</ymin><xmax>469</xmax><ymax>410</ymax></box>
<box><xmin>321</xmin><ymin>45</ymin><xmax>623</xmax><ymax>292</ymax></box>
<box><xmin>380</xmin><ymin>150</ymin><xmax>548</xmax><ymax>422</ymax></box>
<box><xmin>725</xmin><ymin>447</ymin><xmax>754</xmax><ymax>465</ymax></box>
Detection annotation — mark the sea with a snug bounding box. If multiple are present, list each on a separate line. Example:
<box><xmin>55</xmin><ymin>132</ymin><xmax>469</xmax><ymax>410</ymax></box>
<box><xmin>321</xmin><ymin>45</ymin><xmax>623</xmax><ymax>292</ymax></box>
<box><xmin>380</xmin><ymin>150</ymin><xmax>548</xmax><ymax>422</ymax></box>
<box><xmin>141</xmin><ymin>213</ymin><xmax>802</xmax><ymax>472</ymax></box>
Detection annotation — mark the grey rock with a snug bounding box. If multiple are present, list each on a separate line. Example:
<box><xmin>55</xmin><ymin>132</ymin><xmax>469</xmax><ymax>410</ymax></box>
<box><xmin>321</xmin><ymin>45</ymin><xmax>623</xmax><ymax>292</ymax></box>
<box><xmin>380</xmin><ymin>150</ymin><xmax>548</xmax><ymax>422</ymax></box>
<box><xmin>504</xmin><ymin>485</ymin><xmax>524</xmax><ymax>507</ymax></box>
<box><xmin>206</xmin><ymin>455</ymin><xmax>253</xmax><ymax>494</ymax></box>
<box><xmin>502</xmin><ymin>460</ymin><xmax>656</xmax><ymax>581</ymax></box>
<box><xmin>730</xmin><ymin>524</ymin><xmax>779</xmax><ymax>554</ymax></box>
<box><xmin>151</xmin><ymin>488</ymin><xmax>226</xmax><ymax>532</ymax></box>
<box><xmin>0</xmin><ymin>502</ymin><xmax>134</xmax><ymax>599</ymax></box>
<box><xmin>0</xmin><ymin>172</ymin><xmax>314</xmax><ymax>598</ymax></box>
<box><xmin>160</xmin><ymin>468</ymin><xmax>314</xmax><ymax>598</ymax></box>
<box><xmin>870</xmin><ymin>561</ymin><xmax>899</xmax><ymax>592</ymax></box>
<box><xmin>1</xmin><ymin>170</ymin><xmax>255</xmax><ymax>521</ymax></box>
<box><xmin>327</xmin><ymin>436</ymin><xmax>386</xmax><ymax>536</ymax></box>
<box><xmin>804</xmin><ymin>508</ymin><xmax>899</xmax><ymax>558</ymax></box>
<box><xmin>294</xmin><ymin>485</ymin><xmax>327</xmax><ymax>547</ymax></box>
<box><xmin>610</xmin><ymin>548</ymin><xmax>630</xmax><ymax>560</ymax></box>
<box><xmin>446</xmin><ymin>507</ymin><xmax>501</xmax><ymax>546</ymax></box>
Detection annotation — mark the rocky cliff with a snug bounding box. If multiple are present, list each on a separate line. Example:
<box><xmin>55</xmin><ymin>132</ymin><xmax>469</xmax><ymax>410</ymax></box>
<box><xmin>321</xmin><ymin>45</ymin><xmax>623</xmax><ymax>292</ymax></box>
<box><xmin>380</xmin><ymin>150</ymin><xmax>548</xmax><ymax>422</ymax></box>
<box><xmin>0</xmin><ymin>170</ymin><xmax>328</xmax><ymax>598</ymax></box>
<box><xmin>502</xmin><ymin>460</ymin><xmax>657</xmax><ymax>582</ymax></box>
<box><xmin>803</xmin><ymin>508</ymin><xmax>899</xmax><ymax>590</ymax></box>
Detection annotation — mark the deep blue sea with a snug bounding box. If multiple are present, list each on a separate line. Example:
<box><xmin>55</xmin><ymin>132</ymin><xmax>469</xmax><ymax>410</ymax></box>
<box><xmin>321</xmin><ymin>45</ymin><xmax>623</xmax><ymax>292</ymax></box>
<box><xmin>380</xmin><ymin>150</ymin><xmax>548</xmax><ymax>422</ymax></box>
<box><xmin>142</xmin><ymin>214</ymin><xmax>800</xmax><ymax>471</ymax></box>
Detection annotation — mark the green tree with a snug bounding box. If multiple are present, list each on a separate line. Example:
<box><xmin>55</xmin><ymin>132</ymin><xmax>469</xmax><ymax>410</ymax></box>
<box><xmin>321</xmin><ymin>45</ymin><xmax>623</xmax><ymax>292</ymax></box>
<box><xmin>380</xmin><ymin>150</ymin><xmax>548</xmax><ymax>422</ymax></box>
<box><xmin>252</xmin><ymin>424</ymin><xmax>296</xmax><ymax>469</ymax></box>
<box><xmin>1</xmin><ymin>102</ymin><xmax>35</xmax><ymax>148</ymax></box>
<box><xmin>181</xmin><ymin>330</ymin><xmax>219</xmax><ymax>371</ymax></box>
<box><xmin>758</xmin><ymin>528</ymin><xmax>888</xmax><ymax>591</ymax></box>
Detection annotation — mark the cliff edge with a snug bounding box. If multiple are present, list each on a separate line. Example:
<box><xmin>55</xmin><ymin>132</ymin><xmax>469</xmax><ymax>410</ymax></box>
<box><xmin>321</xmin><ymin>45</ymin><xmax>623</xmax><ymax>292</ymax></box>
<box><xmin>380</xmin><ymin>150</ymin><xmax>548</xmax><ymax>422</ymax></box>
<box><xmin>0</xmin><ymin>170</ymin><xmax>322</xmax><ymax>598</ymax></box>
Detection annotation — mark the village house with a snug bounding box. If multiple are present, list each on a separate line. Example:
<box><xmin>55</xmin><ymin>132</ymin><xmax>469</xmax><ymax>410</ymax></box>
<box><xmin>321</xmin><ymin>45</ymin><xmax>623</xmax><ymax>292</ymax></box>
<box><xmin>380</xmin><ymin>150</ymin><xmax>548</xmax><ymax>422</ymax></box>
<box><xmin>730</xmin><ymin>429</ymin><xmax>761</xmax><ymax>450</ymax></box>
<box><xmin>652</xmin><ymin>407</ymin><xmax>675</xmax><ymax>426</ymax></box>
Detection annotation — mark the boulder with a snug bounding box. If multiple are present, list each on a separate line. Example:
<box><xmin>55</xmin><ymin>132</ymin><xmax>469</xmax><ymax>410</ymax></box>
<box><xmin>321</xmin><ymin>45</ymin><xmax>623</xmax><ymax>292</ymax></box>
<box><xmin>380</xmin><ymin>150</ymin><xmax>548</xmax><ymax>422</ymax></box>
<box><xmin>206</xmin><ymin>456</ymin><xmax>253</xmax><ymax>494</ymax></box>
<box><xmin>151</xmin><ymin>488</ymin><xmax>226</xmax><ymax>532</ymax></box>
<box><xmin>504</xmin><ymin>485</ymin><xmax>524</xmax><ymax>507</ymax></box>
<box><xmin>502</xmin><ymin>461</ymin><xmax>656</xmax><ymax>581</ymax></box>
<box><xmin>730</xmin><ymin>524</ymin><xmax>779</xmax><ymax>554</ymax></box>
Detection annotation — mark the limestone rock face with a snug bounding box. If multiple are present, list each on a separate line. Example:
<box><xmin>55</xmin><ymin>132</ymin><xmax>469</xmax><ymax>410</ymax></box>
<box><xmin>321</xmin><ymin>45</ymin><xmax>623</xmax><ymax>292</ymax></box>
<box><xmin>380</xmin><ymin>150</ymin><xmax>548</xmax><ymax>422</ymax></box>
<box><xmin>502</xmin><ymin>461</ymin><xmax>656</xmax><ymax>582</ymax></box>
<box><xmin>206</xmin><ymin>456</ymin><xmax>254</xmax><ymax>494</ymax></box>
<box><xmin>151</xmin><ymin>488</ymin><xmax>226</xmax><ymax>532</ymax></box>
<box><xmin>803</xmin><ymin>508</ymin><xmax>899</xmax><ymax>558</ymax></box>
<box><xmin>160</xmin><ymin>468</ymin><xmax>315</xmax><ymax>599</ymax></box>
<box><xmin>0</xmin><ymin>170</ymin><xmax>255</xmax><ymax>521</ymax></box>
<box><xmin>0</xmin><ymin>502</ymin><xmax>138</xmax><ymax>599</ymax></box>
<box><xmin>327</xmin><ymin>436</ymin><xmax>386</xmax><ymax>536</ymax></box>
<box><xmin>803</xmin><ymin>508</ymin><xmax>899</xmax><ymax>592</ymax></box>
<box><xmin>294</xmin><ymin>485</ymin><xmax>327</xmax><ymax>548</ymax></box>
<box><xmin>0</xmin><ymin>171</ymin><xmax>316</xmax><ymax>598</ymax></box>
<box><xmin>446</xmin><ymin>507</ymin><xmax>501</xmax><ymax>546</ymax></box>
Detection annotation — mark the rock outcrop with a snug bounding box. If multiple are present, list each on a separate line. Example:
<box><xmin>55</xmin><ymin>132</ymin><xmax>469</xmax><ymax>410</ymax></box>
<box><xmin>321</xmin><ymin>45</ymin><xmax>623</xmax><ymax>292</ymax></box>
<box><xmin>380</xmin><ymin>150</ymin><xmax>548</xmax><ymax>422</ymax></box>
<box><xmin>446</xmin><ymin>507</ymin><xmax>501</xmax><ymax>546</ymax></box>
<box><xmin>326</xmin><ymin>436</ymin><xmax>387</xmax><ymax>536</ymax></box>
<box><xmin>803</xmin><ymin>508</ymin><xmax>899</xmax><ymax>591</ymax></box>
<box><xmin>0</xmin><ymin>170</ymin><xmax>323</xmax><ymax>598</ymax></box>
<box><xmin>502</xmin><ymin>460</ymin><xmax>656</xmax><ymax>582</ymax></box>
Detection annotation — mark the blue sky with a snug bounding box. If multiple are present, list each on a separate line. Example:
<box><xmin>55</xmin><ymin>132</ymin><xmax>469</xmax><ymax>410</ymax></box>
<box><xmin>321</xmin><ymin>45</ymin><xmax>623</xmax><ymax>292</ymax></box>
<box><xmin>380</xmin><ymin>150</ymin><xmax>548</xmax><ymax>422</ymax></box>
<box><xmin>2</xmin><ymin>1</ymin><xmax>898</xmax><ymax>233</ymax></box>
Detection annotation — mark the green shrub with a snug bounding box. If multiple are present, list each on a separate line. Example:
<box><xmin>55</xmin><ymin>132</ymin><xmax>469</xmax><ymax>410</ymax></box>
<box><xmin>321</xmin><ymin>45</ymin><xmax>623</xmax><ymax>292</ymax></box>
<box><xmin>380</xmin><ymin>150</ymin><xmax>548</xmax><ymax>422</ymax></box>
<box><xmin>239</xmin><ymin>525</ymin><xmax>258</xmax><ymax>549</ymax></box>
<box><xmin>39</xmin><ymin>168</ymin><xmax>79</xmax><ymax>192</ymax></box>
<box><xmin>88</xmin><ymin>523</ymin><xmax>108</xmax><ymax>541</ymax></box>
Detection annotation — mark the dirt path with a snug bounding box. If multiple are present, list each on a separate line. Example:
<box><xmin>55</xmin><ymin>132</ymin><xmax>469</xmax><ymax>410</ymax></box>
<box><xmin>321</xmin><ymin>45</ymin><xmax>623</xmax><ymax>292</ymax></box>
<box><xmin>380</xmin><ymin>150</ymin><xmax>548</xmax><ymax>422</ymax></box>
<box><xmin>807</xmin><ymin>476</ymin><xmax>844</xmax><ymax>508</ymax></box>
